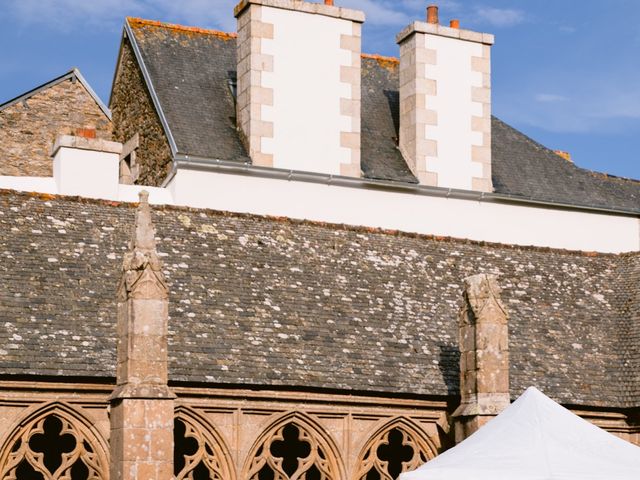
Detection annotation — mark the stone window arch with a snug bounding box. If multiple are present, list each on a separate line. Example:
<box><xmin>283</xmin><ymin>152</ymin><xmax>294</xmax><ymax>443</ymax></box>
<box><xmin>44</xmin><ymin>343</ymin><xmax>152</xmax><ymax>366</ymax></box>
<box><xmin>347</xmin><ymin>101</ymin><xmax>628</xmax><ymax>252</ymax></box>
<box><xmin>0</xmin><ymin>402</ymin><xmax>108</xmax><ymax>480</ymax></box>
<box><xmin>354</xmin><ymin>418</ymin><xmax>437</xmax><ymax>480</ymax></box>
<box><xmin>244</xmin><ymin>412</ymin><xmax>345</xmax><ymax>480</ymax></box>
<box><xmin>173</xmin><ymin>406</ymin><xmax>236</xmax><ymax>480</ymax></box>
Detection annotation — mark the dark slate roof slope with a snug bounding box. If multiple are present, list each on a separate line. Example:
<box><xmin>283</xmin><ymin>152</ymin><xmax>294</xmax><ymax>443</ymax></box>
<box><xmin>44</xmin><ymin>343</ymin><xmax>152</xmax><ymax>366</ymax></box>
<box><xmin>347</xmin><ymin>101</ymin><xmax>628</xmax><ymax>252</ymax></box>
<box><xmin>614</xmin><ymin>254</ymin><xmax>640</xmax><ymax>404</ymax></box>
<box><xmin>127</xmin><ymin>19</ymin><xmax>248</xmax><ymax>162</ymax></box>
<box><xmin>0</xmin><ymin>190</ymin><xmax>636</xmax><ymax>408</ymax></box>
<box><xmin>361</xmin><ymin>55</ymin><xmax>417</xmax><ymax>183</ymax></box>
<box><xmin>492</xmin><ymin>117</ymin><xmax>640</xmax><ymax>213</ymax></box>
<box><xmin>127</xmin><ymin>19</ymin><xmax>415</xmax><ymax>182</ymax></box>
<box><xmin>126</xmin><ymin>18</ymin><xmax>640</xmax><ymax>211</ymax></box>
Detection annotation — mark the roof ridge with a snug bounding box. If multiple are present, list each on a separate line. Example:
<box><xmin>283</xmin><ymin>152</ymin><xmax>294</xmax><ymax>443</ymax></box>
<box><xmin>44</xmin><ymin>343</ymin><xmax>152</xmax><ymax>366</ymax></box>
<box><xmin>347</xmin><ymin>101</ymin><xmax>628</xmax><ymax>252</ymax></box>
<box><xmin>361</xmin><ymin>53</ymin><xmax>399</xmax><ymax>72</ymax></box>
<box><xmin>0</xmin><ymin>188</ymin><xmax>633</xmax><ymax>258</ymax></box>
<box><xmin>361</xmin><ymin>53</ymin><xmax>399</xmax><ymax>63</ymax></box>
<box><xmin>126</xmin><ymin>17</ymin><xmax>402</xmax><ymax>62</ymax></box>
<box><xmin>126</xmin><ymin>17</ymin><xmax>237</xmax><ymax>40</ymax></box>
<box><xmin>492</xmin><ymin>116</ymin><xmax>640</xmax><ymax>185</ymax></box>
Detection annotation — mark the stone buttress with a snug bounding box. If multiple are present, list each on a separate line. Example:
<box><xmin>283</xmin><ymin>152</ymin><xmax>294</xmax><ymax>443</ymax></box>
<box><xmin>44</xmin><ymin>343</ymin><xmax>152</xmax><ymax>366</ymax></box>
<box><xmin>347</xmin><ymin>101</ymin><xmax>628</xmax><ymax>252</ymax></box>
<box><xmin>109</xmin><ymin>191</ymin><xmax>175</xmax><ymax>479</ymax></box>
<box><xmin>453</xmin><ymin>273</ymin><xmax>510</xmax><ymax>442</ymax></box>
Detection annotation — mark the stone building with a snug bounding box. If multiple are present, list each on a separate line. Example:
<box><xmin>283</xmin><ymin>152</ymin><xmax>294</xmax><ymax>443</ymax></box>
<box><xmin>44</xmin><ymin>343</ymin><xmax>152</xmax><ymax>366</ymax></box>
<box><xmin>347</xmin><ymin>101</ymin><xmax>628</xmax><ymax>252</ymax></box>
<box><xmin>0</xmin><ymin>1</ymin><xmax>639</xmax><ymax>479</ymax></box>
<box><xmin>0</xmin><ymin>69</ymin><xmax>112</xmax><ymax>177</ymax></box>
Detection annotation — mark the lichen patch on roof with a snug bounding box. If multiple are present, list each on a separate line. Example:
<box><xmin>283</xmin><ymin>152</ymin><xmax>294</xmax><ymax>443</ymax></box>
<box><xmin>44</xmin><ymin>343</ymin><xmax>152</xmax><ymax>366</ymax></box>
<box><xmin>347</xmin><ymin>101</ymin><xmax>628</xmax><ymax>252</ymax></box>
<box><xmin>0</xmin><ymin>189</ymin><xmax>638</xmax><ymax>408</ymax></box>
<box><xmin>361</xmin><ymin>53</ymin><xmax>399</xmax><ymax>72</ymax></box>
<box><xmin>127</xmin><ymin>17</ymin><xmax>237</xmax><ymax>41</ymax></box>
<box><xmin>0</xmin><ymin>188</ymin><xmax>621</xmax><ymax>257</ymax></box>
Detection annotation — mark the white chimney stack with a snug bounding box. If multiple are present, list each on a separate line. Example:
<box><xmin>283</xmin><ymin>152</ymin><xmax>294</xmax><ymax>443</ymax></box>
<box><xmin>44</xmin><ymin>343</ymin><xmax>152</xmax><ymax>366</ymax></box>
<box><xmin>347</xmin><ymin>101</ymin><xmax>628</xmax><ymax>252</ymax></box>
<box><xmin>234</xmin><ymin>0</ymin><xmax>365</xmax><ymax>177</ymax></box>
<box><xmin>397</xmin><ymin>5</ymin><xmax>494</xmax><ymax>192</ymax></box>
<box><xmin>51</xmin><ymin>134</ymin><xmax>122</xmax><ymax>199</ymax></box>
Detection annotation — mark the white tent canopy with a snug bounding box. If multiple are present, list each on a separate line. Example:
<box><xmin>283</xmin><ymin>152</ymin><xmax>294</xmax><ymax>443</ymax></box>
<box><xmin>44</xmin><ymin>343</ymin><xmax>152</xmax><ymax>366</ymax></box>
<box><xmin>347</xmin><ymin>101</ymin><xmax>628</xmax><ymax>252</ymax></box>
<box><xmin>400</xmin><ymin>387</ymin><xmax>640</xmax><ymax>480</ymax></box>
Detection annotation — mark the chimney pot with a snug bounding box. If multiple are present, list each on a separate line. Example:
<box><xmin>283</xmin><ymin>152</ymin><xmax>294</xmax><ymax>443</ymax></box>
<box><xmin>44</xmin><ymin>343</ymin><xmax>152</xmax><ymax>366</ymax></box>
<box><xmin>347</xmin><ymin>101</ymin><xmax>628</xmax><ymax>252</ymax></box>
<box><xmin>450</xmin><ymin>19</ymin><xmax>460</xmax><ymax>29</ymax></box>
<box><xmin>324</xmin><ymin>0</ymin><xmax>334</xmax><ymax>5</ymax></box>
<box><xmin>427</xmin><ymin>5</ymin><xmax>439</xmax><ymax>24</ymax></box>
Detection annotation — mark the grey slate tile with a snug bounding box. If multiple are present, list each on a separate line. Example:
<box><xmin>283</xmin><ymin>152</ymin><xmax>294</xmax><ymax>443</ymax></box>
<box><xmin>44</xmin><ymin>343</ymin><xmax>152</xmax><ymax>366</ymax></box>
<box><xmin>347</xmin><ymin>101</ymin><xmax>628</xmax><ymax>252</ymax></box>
<box><xmin>0</xmin><ymin>190</ymin><xmax>637</xmax><ymax>408</ymax></box>
<box><xmin>129</xmin><ymin>19</ymin><xmax>640</xmax><ymax>212</ymax></box>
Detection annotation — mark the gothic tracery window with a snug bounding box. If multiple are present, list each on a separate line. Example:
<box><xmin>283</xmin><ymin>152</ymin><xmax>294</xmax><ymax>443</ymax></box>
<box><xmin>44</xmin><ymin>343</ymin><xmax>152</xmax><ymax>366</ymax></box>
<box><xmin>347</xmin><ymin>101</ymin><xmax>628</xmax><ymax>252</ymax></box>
<box><xmin>356</xmin><ymin>422</ymin><xmax>435</xmax><ymax>480</ymax></box>
<box><xmin>0</xmin><ymin>407</ymin><xmax>107</xmax><ymax>480</ymax></box>
<box><xmin>174</xmin><ymin>410</ymin><xmax>234</xmax><ymax>480</ymax></box>
<box><xmin>246</xmin><ymin>418</ymin><xmax>340</xmax><ymax>480</ymax></box>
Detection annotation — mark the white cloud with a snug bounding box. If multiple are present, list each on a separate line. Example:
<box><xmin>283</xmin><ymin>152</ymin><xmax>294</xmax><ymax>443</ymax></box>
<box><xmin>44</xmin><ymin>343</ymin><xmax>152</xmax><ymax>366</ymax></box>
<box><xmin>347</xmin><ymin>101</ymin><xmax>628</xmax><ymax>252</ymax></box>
<box><xmin>4</xmin><ymin>0</ymin><xmax>145</xmax><ymax>31</ymax></box>
<box><xmin>501</xmin><ymin>82</ymin><xmax>640</xmax><ymax>134</ymax></box>
<box><xmin>588</xmin><ymin>90</ymin><xmax>640</xmax><ymax>120</ymax></box>
<box><xmin>3</xmin><ymin>0</ymin><xmax>239</xmax><ymax>32</ymax></box>
<box><xmin>340</xmin><ymin>0</ymin><xmax>410</xmax><ymax>26</ymax></box>
<box><xmin>474</xmin><ymin>6</ymin><xmax>525</xmax><ymax>28</ymax></box>
<box><xmin>151</xmin><ymin>0</ymin><xmax>237</xmax><ymax>31</ymax></box>
<box><xmin>559</xmin><ymin>25</ymin><xmax>577</xmax><ymax>34</ymax></box>
<box><xmin>3</xmin><ymin>0</ymin><xmax>415</xmax><ymax>31</ymax></box>
<box><xmin>535</xmin><ymin>93</ymin><xmax>568</xmax><ymax>103</ymax></box>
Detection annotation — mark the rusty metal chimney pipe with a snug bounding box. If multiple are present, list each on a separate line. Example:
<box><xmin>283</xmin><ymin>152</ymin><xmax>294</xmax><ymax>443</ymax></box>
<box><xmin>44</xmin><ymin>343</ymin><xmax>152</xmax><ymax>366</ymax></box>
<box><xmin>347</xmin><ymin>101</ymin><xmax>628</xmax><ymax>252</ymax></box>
<box><xmin>427</xmin><ymin>5</ymin><xmax>439</xmax><ymax>24</ymax></box>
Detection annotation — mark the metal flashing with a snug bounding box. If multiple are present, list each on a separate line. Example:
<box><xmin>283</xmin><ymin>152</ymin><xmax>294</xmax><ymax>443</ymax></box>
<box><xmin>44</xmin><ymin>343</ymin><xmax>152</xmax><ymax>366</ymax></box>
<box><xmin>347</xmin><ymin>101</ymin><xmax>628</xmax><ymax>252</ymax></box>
<box><xmin>170</xmin><ymin>153</ymin><xmax>640</xmax><ymax>217</ymax></box>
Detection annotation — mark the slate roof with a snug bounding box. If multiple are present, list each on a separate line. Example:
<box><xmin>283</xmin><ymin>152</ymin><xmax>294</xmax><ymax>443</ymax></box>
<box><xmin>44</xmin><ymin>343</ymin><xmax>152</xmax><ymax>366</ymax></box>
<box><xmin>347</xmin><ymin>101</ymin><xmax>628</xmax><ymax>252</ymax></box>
<box><xmin>0</xmin><ymin>190</ymin><xmax>637</xmax><ymax>408</ymax></box>
<box><xmin>492</xmin><ymin>118</ymin><xmax>640</xmax><ymax>213</ymax></box>
<box><xmin>124</xmin><ymin>18</ymin><xmax>639</xmax><ymax>213</ymax></box>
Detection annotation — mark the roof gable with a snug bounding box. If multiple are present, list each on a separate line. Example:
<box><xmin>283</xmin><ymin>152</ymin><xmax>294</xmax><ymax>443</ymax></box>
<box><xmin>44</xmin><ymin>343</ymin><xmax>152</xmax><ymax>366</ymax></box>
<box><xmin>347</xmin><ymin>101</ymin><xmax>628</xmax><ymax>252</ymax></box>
<box><xmin>0</xmin><ymin>68</ymin><xmax>111</xmax><ymax>120</ymax></box>
<box><xmin>119</xmin><ymin>18</ymin><xmax>640</xmax><ymax>213</ymax></box>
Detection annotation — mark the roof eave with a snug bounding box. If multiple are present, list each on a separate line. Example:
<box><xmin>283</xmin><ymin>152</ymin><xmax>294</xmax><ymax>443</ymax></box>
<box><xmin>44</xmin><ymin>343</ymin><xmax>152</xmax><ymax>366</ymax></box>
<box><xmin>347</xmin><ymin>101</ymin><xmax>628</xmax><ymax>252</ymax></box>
<box><xmin>170</xmin><ymin>153</ymin><xmax>640</xmax><ymax>217</ymax></box>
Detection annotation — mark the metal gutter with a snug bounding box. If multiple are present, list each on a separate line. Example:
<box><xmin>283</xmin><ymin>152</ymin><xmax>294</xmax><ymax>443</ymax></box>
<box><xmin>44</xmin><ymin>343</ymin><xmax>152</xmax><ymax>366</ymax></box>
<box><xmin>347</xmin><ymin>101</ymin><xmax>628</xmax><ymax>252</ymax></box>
<box><xmin>0</xmin><ymin>69</ymin><xmax>111</xmax><ymax>120</ymax></box>
<box><xmin>123</xmin><ymin>20</ymin><xmax>179</xmax><ymax>156</ymax></box>
<box><xmin>171</xmin><ymin>153</ymin><xmax>640</xmax><ymax>217</ymax></box>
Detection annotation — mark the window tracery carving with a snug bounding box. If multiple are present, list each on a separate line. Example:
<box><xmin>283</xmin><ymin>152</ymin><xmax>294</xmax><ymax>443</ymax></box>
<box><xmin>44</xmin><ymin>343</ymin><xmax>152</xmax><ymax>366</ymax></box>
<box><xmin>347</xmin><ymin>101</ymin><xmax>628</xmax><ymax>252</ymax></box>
<box><xmin>246</xmin><ymin>415</ymin><xmax>342</xmax><ymax>480</ymax></box>
<box><xmin>355</xmin><ymin>420</ymin><xmax>435</xmax><ymax>480</ymax></box>
<box><xmin>0</xmin><ymin>405</ymin><xmax>107</xmax><ymax>480</ymax></box>
<box><xmin>174</xmin><ymin>409</ymin><xmax>235</xmax><ymax>480</ymax></box>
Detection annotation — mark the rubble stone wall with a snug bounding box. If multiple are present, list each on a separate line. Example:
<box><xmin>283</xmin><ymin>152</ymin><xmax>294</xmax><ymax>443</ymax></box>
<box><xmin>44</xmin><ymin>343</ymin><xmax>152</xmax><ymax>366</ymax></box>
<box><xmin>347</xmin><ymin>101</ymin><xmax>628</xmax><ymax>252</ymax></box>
<box><xmin>0</xmin><ymin>79</ymin><xmax>112</xmax><ymax>177</ymax></box>
<box><xmin>110</xmin><ymin>39</ymin><xmax>173</xmax><ymax>187</ymax></box>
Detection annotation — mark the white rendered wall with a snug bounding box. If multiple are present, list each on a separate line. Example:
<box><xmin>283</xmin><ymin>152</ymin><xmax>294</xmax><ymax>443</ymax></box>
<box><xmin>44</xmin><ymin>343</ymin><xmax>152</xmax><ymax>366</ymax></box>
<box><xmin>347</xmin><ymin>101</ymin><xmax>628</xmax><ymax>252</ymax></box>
<box><xmin>0</xmin><ymin>149</ymin><xmax>170</xmax><ymax>205</ymax></box>
<box><xmin>424</xmin><ymin>34</ymin><xmax>483</xmax><ymax>190</ymax></box>
<box><xmin>117</xmin><ymin>184</ymin><xmax>173</xmax><ymax>205</ymax></box>
<box><xmin>260</xmin><ymin>7</ymin><xmax>354</xmax><ymax>174</ymax></box>
<box><xmin>2</xmin><ymin>164</ymin><xmax>637</xmax><ymax>254</ymax></box>
<box><xmin>168</xmin><ymin>169</ymin><xmax>640</xmax><ymax>254</ymax></box>
<box><xmin>53</xmin><ymin>147</ymin><xmax>120</xmax><ymax>200</ymax></box>
<box><xmin>0</xmin><ymin>176</ymin><xmax>57</xmax><ymax>194</ymax></box>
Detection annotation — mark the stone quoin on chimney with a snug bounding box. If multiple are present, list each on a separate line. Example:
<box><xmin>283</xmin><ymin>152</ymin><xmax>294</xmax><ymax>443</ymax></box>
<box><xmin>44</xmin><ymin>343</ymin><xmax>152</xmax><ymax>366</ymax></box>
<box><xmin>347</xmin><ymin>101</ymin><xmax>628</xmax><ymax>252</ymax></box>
<box><xmin>234</xmin><ymin>0</ymin><xmax>365</xmax><ymax>177</ymax></box>
<box><xmin>397</xmin><ymin>5</ymin><xmax>494</xmax><ymax>192</ymax></box>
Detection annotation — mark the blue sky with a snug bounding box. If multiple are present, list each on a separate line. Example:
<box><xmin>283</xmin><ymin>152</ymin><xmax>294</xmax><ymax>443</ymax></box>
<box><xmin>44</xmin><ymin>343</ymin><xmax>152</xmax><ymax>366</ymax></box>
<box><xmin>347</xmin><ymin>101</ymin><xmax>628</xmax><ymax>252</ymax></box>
<box><xmin>1</xmin><ymin>0</ymin><xmax>639</xmax><ymax>180</ymax></box>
